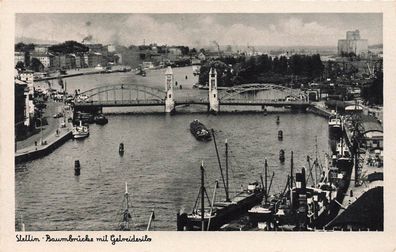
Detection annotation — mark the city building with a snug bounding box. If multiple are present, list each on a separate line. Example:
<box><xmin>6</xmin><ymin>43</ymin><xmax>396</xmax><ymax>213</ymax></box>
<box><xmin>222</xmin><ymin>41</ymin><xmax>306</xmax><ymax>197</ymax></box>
<box><xmin>33</xmin><ymin>45</ymin><xmax>50</xmax><ymax>54</ymax></box>
<box><xmin>30</xmin><ymin>52</ymin><xmax>54</xmax><ymax>69</ymax></box>
<box><xmin>59</xmin><ymin>54</ymin><xmax>75</xmax><ymax>69</ymax></box>
<box><xmin>15</xmin><ymin>51</ymin><xmax>27</xmax><ymax>67</ymax></box>
<box><xmin>88</xmin><ymin>52</ymin><xmax>103</xmax><ymax>67</ymax></box>
<box><xmin>18</xmin><ymin>70</ymin><xmax>35</xmax><ymax>127</ymax></box>
<box><xmin>338</xmin><ymin>30</ymin><xmax>368</xmax><ymax>57</ymax></box>
<box><xmin>15</xmin><ymin>79</ymin><xmax>28</xmax><ymax>135</ymax></box>
<box><xmin>107</xmin><ymin>44</ymin><xmax>116</xmax><ymax>53</ymax></box>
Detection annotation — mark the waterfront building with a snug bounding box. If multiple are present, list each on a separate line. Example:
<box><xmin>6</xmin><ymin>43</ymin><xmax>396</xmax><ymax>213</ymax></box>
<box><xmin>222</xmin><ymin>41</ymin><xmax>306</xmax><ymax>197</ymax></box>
<box><xmin>83</xmin><ymin>53</ymin><xmax>89</xmax><ymax>67</ymax></box>
<box><xmin>52</xmin><ymin>55</ymin><xmax>61</xmax><ymax>69</ymax></box>
<box><xmin>30</xmin><ymin>52</ymin><xmax>54</xmax><ymax>69</ymax></box>
<box><xmin>338</xmin><ymin>30</ymin><xmax>368</xmax><ymax>57</ymax></box>
<box><xmin>88</xmin><ymin>52</ymin><xmax>104</xmax><ymax>68</ymax></box>
<box><xmin>59</xmin><ymin>54</ymin><xmax>75</xmax><ymax>69</ymax></box>
<box><xmin>18</xmin><ymin>71</ymin><xmax>34</xmax><ymax>127</ymax></box>
<box><xmin>15</xmin><ymin>79</ymin><xmax>28</xmax><ymax>136</ymax></box>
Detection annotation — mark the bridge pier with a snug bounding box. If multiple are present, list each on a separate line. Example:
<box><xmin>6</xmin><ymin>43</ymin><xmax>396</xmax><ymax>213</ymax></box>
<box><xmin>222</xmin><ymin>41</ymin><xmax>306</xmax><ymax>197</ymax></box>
<box><xmin>208</xmin><ymin>68</ymin><xmax>219</xmax><ymax>113</ymax></box>
<box><xmin>164</xmin><ymin>66</ymin><xmax>175</xmax><ymax>113</ymax></box>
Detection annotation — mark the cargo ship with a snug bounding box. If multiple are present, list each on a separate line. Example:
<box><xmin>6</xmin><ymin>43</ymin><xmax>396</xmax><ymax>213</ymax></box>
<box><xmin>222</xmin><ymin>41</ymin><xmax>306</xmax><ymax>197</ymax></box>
<box><xmin>190</xmin><ymin>119</ymin><xmax>211</xmax><ymax>141</ymax></box>
<box><xmin>177</xmin><ymin>131</ymin><xmax>264</xmax><ymax>231</ymax></box>
<box><xmin>248</xmin><ymin>147</ymin><xmax>352</xmax><ymax>230</ymax></box>
<box><xmin>328</xmin><ymin>114</ymin><xmax>342</xmax><ymax>140</ymax></box>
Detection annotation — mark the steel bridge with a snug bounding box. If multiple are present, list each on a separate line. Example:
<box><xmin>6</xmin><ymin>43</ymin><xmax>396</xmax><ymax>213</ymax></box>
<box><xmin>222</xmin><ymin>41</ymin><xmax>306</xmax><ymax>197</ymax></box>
<box><xmin>73</xmin><ymin>83</ymin><xmax>310</xmax><ymax>112</ymax></box>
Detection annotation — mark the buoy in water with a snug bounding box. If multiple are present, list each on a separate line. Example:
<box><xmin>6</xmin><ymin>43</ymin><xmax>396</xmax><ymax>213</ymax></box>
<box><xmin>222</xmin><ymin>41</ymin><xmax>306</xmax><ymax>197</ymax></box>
<box><xmin>119</xmin><ymin>143</ymin><xmax>124</xmax><ymax>154</ymax></box>
<box><xmin>276</xmin><ymin>116</ymin><xmax>280</xmax><ymax>124</ymax></box>
<box><xmin>74</xmin><ymin>160</ymin><xmax>80</xmax><ymax>176</ymax></box>
<box><xmin>278</xmin><ymin>130</ymin><xmax>283</xmax><ymax>140</ymax></box>
<box><xmin>279</xmin><ymin>149</ymin><xmax>285</xmax><ymax>162</ymax></box>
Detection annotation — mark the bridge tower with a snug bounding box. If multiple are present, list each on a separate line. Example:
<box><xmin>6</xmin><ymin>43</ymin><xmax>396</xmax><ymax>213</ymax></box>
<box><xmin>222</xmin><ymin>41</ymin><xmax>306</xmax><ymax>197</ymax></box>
<box><xmin>164</xmin><ymin>66</ymin><xmax>175</xmax><ymax>113</ymax></box>
<box><xmin>208</xmin><ymin>68</ymin><xmax>219</xmax><ymax>113</ymax></box>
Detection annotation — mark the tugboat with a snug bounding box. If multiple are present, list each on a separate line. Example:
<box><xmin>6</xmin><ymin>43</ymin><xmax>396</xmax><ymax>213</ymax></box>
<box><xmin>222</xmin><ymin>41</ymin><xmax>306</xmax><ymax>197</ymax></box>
<box><xmin>190</xmin><ymin>119</ymin><xmax>212</xmax><ymax>141</ymax></box>
<box><xmin>177</xmin><ymin>132</ymin><xmax>264</xmax><ymax>231</ymax></box>
<box><xmin>94</xmin><ymin>114</ymin><xmax>108</xmax><ymax>125</ymax></box>
<box><xmin>72</xmin><ymin>121</ymin><xmax>89</xmax><ymax>139</ymax></box>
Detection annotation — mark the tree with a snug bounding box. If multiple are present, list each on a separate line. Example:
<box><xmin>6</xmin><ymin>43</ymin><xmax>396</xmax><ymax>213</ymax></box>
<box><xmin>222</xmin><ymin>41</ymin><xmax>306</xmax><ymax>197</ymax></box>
<box><xmin>15</xmin><ymin>42</ymin><xmax>35</xmax><ymax>52</ymax></box>
<box><xmin>361</xmin><ymin>71</ymin><xmax>383</xmax><ymax>105</ymax></box>
<box><xmin>199</xmin><ymin>60</ymin><xmax>232</xmax><ymax>87</ymax></box>
<box><xmin>15</xmin><ymin>61</ymin><xmax>25</xmax><ymax>70</ymax></box>
<box><xmin>29</xmin><ymin>58</ymin><xmax>44</xmax><ymax>72</ymax></box>
<box><xmin>48</xmin><ymin>41</ymin><xmax>89</xmax><ymax>54</ymax></box>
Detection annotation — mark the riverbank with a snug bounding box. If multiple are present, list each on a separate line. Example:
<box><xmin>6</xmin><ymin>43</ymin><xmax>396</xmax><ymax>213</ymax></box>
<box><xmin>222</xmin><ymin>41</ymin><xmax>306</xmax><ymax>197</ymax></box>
<box><xmin>15</xmin><ymin>125</ymin><xmax>73</xmax><ymax>164</ymax></box>
<box><xmin>34</xmin><ymin>65</ymin><xmax>132</xmax><ymax>82</ymax></box>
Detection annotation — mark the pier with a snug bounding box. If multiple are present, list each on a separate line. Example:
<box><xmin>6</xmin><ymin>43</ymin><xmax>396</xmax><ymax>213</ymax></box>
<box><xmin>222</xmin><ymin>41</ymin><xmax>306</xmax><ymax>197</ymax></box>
<box><xmin>15</xmin><ymin>126</ymin><xmax>73</xmax><ymax>163</ymax></box>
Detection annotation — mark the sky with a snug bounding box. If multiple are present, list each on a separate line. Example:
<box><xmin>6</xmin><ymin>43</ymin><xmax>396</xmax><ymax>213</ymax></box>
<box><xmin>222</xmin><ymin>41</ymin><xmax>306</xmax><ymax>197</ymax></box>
<box><xmin>15</xmin><ymin>13</ymin><xmax>383</xmax><ymax>47</ymax></box>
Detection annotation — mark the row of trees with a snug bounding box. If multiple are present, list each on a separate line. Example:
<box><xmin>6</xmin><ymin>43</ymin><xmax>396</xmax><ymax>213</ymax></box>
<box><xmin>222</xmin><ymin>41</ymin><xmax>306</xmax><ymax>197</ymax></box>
<box><xmin>199</xmin><ymin>54</ymin><xmax>325</xmax><ymax>87</ymax></box>
<box><xmin>361</xmin><ymin>71</ymin><xmax>383</xmax><ymax>105</ymax></box>
<box><xmin>48</xmin><ymin>41</ymin><xmax>89</xmax><ymax>54</ymax></box>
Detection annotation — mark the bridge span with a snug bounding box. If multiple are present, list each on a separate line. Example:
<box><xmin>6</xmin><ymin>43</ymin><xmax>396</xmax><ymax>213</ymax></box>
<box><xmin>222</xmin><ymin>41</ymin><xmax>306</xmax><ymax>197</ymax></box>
<box><xmin>73</xmin><ymin>66</ymin><xmax>310</xmax><ymax>114</ymax></box>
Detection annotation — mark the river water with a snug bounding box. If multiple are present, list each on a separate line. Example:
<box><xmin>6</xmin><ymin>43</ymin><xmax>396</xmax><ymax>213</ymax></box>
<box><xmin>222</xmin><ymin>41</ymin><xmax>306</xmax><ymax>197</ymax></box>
<box><xmin>15</xmin><ymin>67</ymin><xmax>330</xmax><ymax>231</ymax></box>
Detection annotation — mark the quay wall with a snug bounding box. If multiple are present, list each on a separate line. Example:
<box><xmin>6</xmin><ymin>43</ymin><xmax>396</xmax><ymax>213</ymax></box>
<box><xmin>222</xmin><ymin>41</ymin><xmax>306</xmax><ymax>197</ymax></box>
<box><xmin>34</xmin><ymin>69</ymin><xmax>130</xmax><ymax>82</ymax></box>
<box><xmin>15</xmin><ymin>131</ymin><xmax>72</xmax><ymax>164</ymax></box>
<box><xmin>307</xmin><ymin>104</ymin><xmax>332</xmax><ymax>118</ymax></box>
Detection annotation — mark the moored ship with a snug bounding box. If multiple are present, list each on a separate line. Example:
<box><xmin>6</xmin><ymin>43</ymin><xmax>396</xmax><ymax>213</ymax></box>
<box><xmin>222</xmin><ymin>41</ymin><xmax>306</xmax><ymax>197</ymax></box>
<box><xmin>94</xmin><ymin>114</ymin><xmax>108</xmax><ymax>125</ymax></box>
<box><xmin>72</xmin><ymin>121</ymin><xmax>89</xmax><ymax>139</ymax></box>
<box><xmin>190</xmin><ymin>119</ymin><xmax>211</xmax><ymax>141</ymax></box>
<box><xmin>177</xmin><ymin>132</ymin><xmax>264</xmax><ymax>231</ymax></box>
<box><xmin>328</xmin><ymin>114</ymin><xmax>342</xmax><ymax>140</ymax></box>
<box><xmin>176</xmin><ymin>163</ymin><xmax>264</xmax><ymax>231</ymax></box>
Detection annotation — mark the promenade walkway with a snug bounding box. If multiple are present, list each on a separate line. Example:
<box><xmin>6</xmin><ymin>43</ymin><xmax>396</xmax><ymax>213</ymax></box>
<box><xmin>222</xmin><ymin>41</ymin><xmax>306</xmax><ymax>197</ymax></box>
<box><xmin>15</xmin><ymin>100</ymin><xmax>74</xmax><ymax>163</ymax></box>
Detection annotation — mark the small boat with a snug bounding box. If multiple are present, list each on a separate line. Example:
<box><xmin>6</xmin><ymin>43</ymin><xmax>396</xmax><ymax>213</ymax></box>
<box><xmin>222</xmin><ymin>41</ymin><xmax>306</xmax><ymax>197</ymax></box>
<box><xmin>279</xmin><ymin>149</ymin><xmax>285</xmax><ymax>162</ymax></box>
<box><xmin>190</xmin><ymin>119</ymin><xmax>211</xmax><ymax>141</ymax></box>
<box><xmin>94</xmin><ymin>114</ymin><xmax>108</xmax><ymax>125</ymax></box>
<box><xmin>72</xmin><ymin>121</ymin><xmax>89</xmax><ymax>139</ymax></box>
<box><xmin>278</xmin><ymin>130</ymin><xmax>283</xmax><ymax>140</ymax></box>
<box><xmin>119</xmin><ymin>143</ymin><xmax>124</xmax><ymax>154</ymax></box>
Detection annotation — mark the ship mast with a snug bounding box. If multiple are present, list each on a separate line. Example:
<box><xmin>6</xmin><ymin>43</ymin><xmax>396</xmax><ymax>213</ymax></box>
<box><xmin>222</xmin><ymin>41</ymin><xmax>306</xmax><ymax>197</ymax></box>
<box><xmin>122</xmin><ymin>182</ymin><xmax>131</xmax><ymax>230</ymax></box>
<box><xmin>264</xmin><ymin>159</ymin><xmax>268</xmax><ymax>203</ymax></box>
<box><xmin>211</xmin><ymin>129</ymin><xmax>230</xmax><ymax>202</ymax></box>
<box><xmin>200</xmin><ymin>162</ymin><xmax>205</xmax><ymax>231</ymax></box>
<box><xmin>290</xmin><ymin>151</ymin><xmax>294</xmax><ymax>211</ymax></box>
<box><xmin>225</xmin><ymin>139</ymin><xmax>230</xmax><ymax>202</ymax></box>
